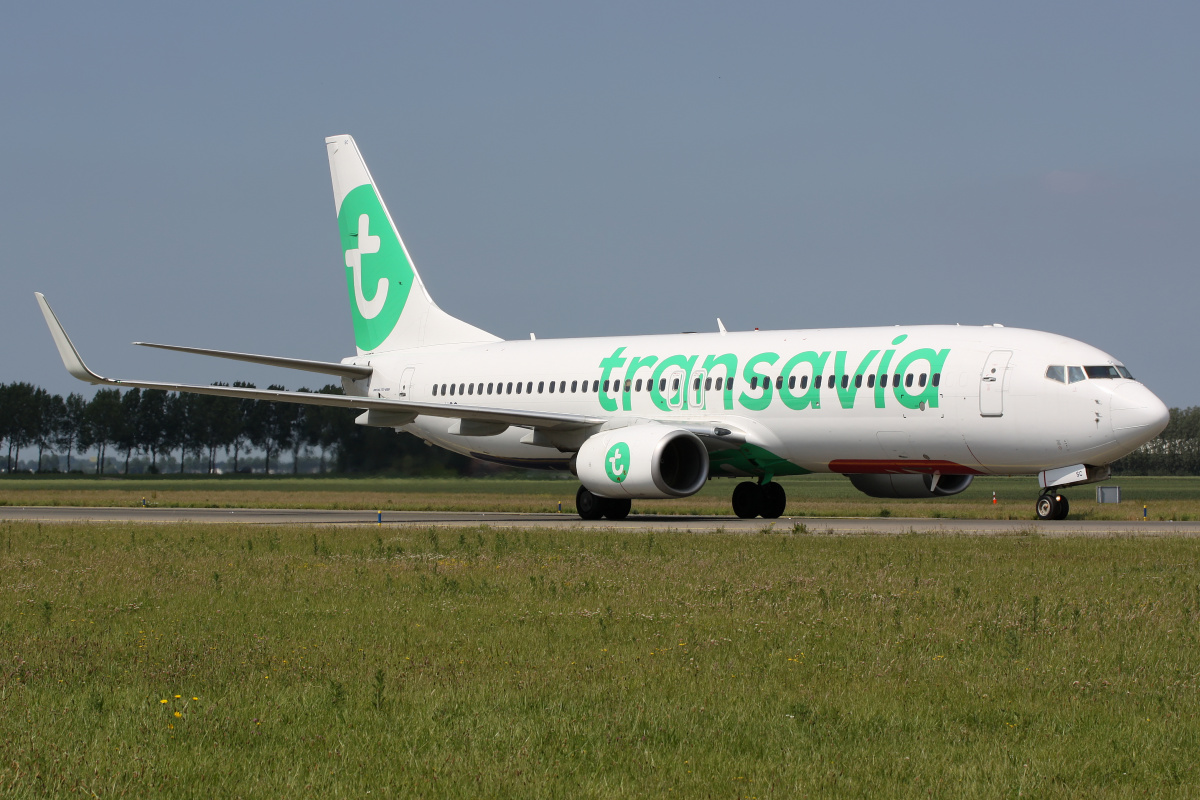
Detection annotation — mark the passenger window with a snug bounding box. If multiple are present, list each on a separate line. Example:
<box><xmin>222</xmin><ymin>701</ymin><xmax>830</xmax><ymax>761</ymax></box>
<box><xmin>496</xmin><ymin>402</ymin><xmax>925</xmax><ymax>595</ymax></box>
<box><xmin>1068</xmin><ymin>366</ymin><xmax>1086</xmax><ymax>384</ymax></box>
<box><xmin>468</xmin><ymin>384</ymin><xmax>474</xmax><ymax>395</ymax></box>
<box><xmin>715</xmin><ymin>377</ymin><xmax>724</xmax><ymax>391</ymax></box>
<box><xmin>659</xmin><ymin>378</ymin><xmax>666</xmax><ymax>392</ymax></box>
<box><xmin>867</xmin><ymin>374</ymin><xmax>875</xmax><ymax>388</ymax></box>
<box><xmin>775</xmin><ymin>376</ymin><xmax>782</xmax><ymax>390</ymax></box>
<box><xmin>459</xmin><ymin>383</ymin><xmax>465</xmax><ymax>395</ymax></box>
<box><xmin>571</xmin><ymin>380</ymin><xmax>577</xmax><ymax>392</ymax></box>
<box><xmin>841</xmin><ymin>375</ymin><xmax>849</xmax><ymax>389</ymax></box>
<box><xmin>827</xmin><ymin>375</ymin><xmax>835</xmax><ymax>389</ymax></box>
<box><xmin>727</xmin><ymin>378</ymin><xmax>734</xmax><ymax>391</ymax></box>
<box><xmin>506</xmin><ymin>382</ymin><xmax>513</xmax><ymax>394</ymax></box>
<box><xmin>526</xmin><ymin>382</ymin><xmax>533</xmax><ymax>393</ymax></box>
<box><xmin>919</xmin><ymin>374</ymin><xmax>927</xmax><ymax>387</ymax></box>
<box><xmin>516</xmin><ymin>382</ymin><xmax>523</xmax><ymax>394</ymax></box>
<box><xmin>815</xmin><ymin>375</ymin><xmax>822</xmax><ymax>388</ymax></box>
<box><xmin>800</xmin><ymin>375</ymin><xmax>809</xmax><ymax>390</ymax></box>
<box><xmin>1045</xmin><ymin>365</ymin><xmax>1065</xmax><ymax>383</ymax></box>
<box><xmin>432</xmin><ymin>385</ymin><xmax>438</xmax><ymax>396</ymax></box>
<box><xmin>487</xmin><ymin>383</ymin><xmax>494</xmax><ymax>394</ymax></box>
<box><xmin>635</xmin><ymin>379</ymin><xmax>642</xmax><ymax>392</ymax></box>
<box><xmin>705</xmin><ymin>377</ymin><xmax>712</xmax><ymax>391</ymax></box>
<box><xmin>672</xmin><ymin>378</ymin><xmax>680</xmax><ymax>391</ymax></box>
<box><xmin>788</xmin><ymin>376</ymin><xmax>795</xmax><ymax>390</ymax></box>
<box><xmin>603</xmin><ymin>379</ymin><xmax>610</xmax><ymax>392</ymax></box>
<box><xmin>624</xmin><ymin>379</ymin><xmax>632</xmax><ymax>392</ymax></box>
<box><xmin>880</xmin><ymin>374</ymin><xmax>887</xmax><ymax>388</ymax></box>
<box><xmin>893</xmin><ymin>374</ymin><xmax>901</xmax><ymax>387</ymax></box>
<box><xmin>854</xmin><ymin>374</ymin><xmax>862</xmax><ymax>388</ymax></box>
<box><xmin>905</xmin><ymin>374</ymin><xmax>913</xmax><ymax>388</ymax></box>
<box><xmin>538</xmin><ymin>381</ymin><xmax>544</xmax><ymax>393</ymax></box>
<box><xmin>750</xmin><ymin>376</ymin><xmax>758</xmax><ymax>390</ymax></box>
<box><xmin>932</xmin><ymin>373</ymin><xmax>940</xmax><ymax>387</ymax></box>
<box><xmin>449</xmin><ymin>384</ymin><xmax>456</xmax><ymax>396</ymax></box>
<box><xmin>441</xmin><ymin>383</ymin><xmax>448</xmax><ymax>394</ymax></box>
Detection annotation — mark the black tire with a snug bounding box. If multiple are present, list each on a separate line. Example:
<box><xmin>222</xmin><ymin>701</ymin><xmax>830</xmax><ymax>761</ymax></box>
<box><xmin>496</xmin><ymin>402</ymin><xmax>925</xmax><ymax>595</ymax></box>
<box><xmin>604</xmin><ymin>498</ymin><xmax>632</xmax><ymax>521</ymax></box>
<box><xmin>576</xmin><ymin>486</ymin><xmax>606</xmax><ymax>520</ymax></box>
<box><xmin>760</xmin><ymin>482</ymin><xmax>787</xmax><ymax>519</ymax></box>
<box><xmin>1035</xmin><ymin>493</ymin><xmax>1060</xmax><ymax>521</ymax></box>
<box><xmin>1055</xmin><ymin>495</ymin><xmax>1070</xmax><ymax>520</ymax></box>
<box><xmin>732</xmin><ymin>482</ymin><xmax>763</xmax><ymax>519</ymax></box>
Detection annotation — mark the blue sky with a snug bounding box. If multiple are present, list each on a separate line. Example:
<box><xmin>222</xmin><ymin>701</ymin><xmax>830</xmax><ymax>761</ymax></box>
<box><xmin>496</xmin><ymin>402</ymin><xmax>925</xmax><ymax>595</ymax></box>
<box><xmin>3</xmin><ymin>2</ymin><xmax>1198</xmax><ymax>405</ymax></box>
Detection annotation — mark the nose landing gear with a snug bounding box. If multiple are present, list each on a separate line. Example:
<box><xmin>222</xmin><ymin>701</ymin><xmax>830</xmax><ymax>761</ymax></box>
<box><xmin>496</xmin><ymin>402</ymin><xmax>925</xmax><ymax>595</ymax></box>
<box><xmin>731</xmin><ymin>481</ymin><xmax>787</xmax><ymax>519</ymax></box>
<box><xmin>1035</xmin><ymin>491</ymin><xmax>1070</xmax><ymax>521</ymax></box>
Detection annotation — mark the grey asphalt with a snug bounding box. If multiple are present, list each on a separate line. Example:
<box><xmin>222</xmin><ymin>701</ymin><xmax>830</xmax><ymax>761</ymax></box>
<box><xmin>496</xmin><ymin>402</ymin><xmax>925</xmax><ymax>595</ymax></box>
<box><xmin>1</xmin><ymin>506</ymin><xmax>1197</xmax><ymax>536</ymax></box>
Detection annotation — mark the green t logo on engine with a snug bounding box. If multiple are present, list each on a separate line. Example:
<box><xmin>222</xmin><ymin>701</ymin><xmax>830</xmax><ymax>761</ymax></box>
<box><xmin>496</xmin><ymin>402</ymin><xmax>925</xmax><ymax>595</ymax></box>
<box><xmin>605</xmin><ymin>442</ymin><xmax>630</xmax><ymax>483</ymax></box>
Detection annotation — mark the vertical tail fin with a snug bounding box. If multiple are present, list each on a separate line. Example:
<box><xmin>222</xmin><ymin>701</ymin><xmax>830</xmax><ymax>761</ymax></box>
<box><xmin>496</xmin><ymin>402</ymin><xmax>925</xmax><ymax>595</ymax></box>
<box><xmin>325</xmin><ymin>135</ymin><xmax>499</xmax><ymax>353</ymax></box>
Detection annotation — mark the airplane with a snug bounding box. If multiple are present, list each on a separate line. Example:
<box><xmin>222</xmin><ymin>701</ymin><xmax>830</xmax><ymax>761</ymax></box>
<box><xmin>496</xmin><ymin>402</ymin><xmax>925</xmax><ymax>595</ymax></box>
<box><xmin>36</xmin><ymin>134</ymin><xmax>1170</xmax><ymax>521</ymax></box>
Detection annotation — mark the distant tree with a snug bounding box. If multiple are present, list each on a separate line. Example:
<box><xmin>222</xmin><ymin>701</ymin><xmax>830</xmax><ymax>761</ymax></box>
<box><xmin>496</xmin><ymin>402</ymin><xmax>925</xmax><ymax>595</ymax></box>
<box><xmin>56</xmin><ymin>393</ymin><xmax>88</xmax><ymax>472</ymax></box>
<box><xmin>136</xmin><ymin>389</ymin><xmax>169</xmax><ymax>471</ymax></box>
<box><xmin>3</xmin><ymin>383</ymin><xmax>39</xmax><ymax>472</ymax></box>
<box><xmin>117</xmin><ymin>388</ymin><xmax>141</xmax><ymax>474</ymax></box>
<box><xmin>224</xmin><ymin>383</ymin><xmax>257</xmax><ymax>472</ymax></box>
<box><xmin>84</xmin><ymin>389</ymin><xmax>124</xmax><ymax>474</ymax></box>
<box><xmin>249</xmin><ymin>385</ymin><xmax>294</xmax><ymax>474</ymax></box>
<box><xmin>34</xmin><ymin>390</ymin><xmax>66</xmax><ymax>472</ymax></box>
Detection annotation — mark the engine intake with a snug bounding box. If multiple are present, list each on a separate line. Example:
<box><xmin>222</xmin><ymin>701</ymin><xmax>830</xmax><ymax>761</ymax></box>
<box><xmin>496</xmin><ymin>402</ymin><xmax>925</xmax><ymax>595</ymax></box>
<box><xmin>576</xmin><ymin>426</ymin><xmax>709</xmax><ymax>499</ymax></box>
<box><xmin>847</xmin><ymin>473</ymin><xmax>973</xmax><ymax>499</ymax></box>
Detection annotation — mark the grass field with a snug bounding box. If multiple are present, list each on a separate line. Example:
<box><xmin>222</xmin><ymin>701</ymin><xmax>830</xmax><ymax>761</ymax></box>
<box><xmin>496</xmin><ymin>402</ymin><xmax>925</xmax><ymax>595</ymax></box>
<box><xmin>3</xmin><ymin>473</ymin><xmax>1200</xmax><ymax>521</ymax></box>
<box><xmin>1</xmin><ymin>521</ymin><xmax>1198</xmax><ymax>796</ymax></box>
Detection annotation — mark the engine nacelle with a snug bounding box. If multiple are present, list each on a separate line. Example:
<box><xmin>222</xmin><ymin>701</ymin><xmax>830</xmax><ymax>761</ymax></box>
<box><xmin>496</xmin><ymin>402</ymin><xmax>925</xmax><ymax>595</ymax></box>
<box><xmin>576</xmin><ymin>426</ymin><xmax>710</xmax><ymax>499</ymax></box>
<box><xmin>847</xmin><ymin>473</ymin><xmax>973</xmax><ymax>499</ymax></box>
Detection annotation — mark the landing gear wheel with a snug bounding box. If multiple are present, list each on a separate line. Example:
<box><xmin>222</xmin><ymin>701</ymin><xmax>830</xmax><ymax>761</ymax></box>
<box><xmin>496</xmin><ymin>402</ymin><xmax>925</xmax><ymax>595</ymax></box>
<box><xmin>732</xmin><ymin>482</ymin><xmax>763</xmax><ymax>519</ymax></box>
<box><xmin>760</xmin><ymin>482</ymin><xmax>787</xmax><ymax>519</ymax></box>
<box><xmin>604</xmin><ymin>498</ymin><xmax>632</xmax><ymax>521</ymax></box>
<box><xmin>576</xmin><ymin>486</ymin><xmax>606</xmax><ymax>520</ymax></box>
<box><xmin>1035</xmin><ymin>493</ymin><xmax>1068</xmax><ymax>521</ymax></box>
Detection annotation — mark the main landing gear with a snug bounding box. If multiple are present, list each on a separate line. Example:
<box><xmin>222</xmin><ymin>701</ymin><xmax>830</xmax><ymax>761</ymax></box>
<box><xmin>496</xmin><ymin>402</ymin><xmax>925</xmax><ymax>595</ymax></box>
<box><xmin>1035</xmin><ymin>491</ymin><xmax>1070</xmax><ymax>521</ymax></box>
<box><xmin>731</xmin><ymin>481</ymin><xmax>787</xmax><ymax>519</ymax></box>
<box><xmin>576</xmin><ymin>486</ymin><xmax>632</xmax><ymax>521</ymax></box>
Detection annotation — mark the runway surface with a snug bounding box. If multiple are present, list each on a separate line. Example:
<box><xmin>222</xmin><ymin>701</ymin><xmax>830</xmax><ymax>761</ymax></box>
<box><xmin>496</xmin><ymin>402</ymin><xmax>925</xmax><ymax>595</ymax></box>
<box><xmin>2</xmin><ymin>506</ymin><xmax>1198</xmax><ymax>535</ymax></box>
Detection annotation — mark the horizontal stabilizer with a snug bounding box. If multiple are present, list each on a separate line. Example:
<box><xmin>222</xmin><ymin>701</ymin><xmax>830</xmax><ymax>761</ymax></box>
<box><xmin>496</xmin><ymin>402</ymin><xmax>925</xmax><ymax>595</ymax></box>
<box><xmin>133</xmin><ymin>342</ymin><xmax>371</xmax><ymax>379</ymax></box>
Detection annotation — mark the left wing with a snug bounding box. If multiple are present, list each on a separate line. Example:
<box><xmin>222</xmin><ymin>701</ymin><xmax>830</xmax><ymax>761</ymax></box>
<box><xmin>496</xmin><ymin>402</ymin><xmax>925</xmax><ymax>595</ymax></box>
<box><xmin>35</xmin><ymin>293</ymin><xmax>604</xmax><ymax>432</ymax></box>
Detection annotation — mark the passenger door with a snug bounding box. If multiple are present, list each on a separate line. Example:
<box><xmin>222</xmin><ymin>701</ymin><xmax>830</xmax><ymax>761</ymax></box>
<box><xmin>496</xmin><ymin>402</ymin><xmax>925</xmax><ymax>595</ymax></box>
<box><xmin>979</xmin><ymin>351</ymin><xmax>1011</xmax><ymax>417</ymax></box>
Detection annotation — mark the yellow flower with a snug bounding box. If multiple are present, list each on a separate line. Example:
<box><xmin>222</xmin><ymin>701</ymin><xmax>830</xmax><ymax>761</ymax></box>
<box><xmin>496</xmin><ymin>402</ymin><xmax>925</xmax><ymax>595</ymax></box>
<box><xmin>192</xmin><ymin>697</ymin><xmax>198</xmax><ymax>701</ymax></box>
<box><xmin>174</xmin><ymin>694</ymin><xmax>181</xmax><ymax>698</ymax></box>
<box><xmin>174</xmin><ymin>711</ymin><xmax>182</xmax><ymax>718</ymax></box>
<box><xmin>160</xmin><ymin>699</ymin><xmax>168</xmax><ymax>704</ymax></box>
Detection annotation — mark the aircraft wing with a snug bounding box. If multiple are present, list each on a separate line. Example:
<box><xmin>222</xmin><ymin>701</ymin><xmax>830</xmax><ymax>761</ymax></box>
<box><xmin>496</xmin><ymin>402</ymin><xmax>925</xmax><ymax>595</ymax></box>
<box><xmin>35</xmin><ymin>293</ymin><xmax>604</xmax><ymax>432</ymax></box>
<box><xmin>131</xmin><ymin>341</ymin><xmax>372</xmax><ymax>379</ymax></box>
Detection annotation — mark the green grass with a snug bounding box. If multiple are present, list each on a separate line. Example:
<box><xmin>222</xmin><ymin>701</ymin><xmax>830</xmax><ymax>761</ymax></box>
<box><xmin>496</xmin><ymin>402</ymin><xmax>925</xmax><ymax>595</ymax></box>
<box><xmin>1</xmin><ymin>521</ymin><xmax>1198</xmax><ymax>796</ymax></box>
<box><xmin>3</xmin><ymin>474</ymin><xmax>1200</xmax><ymax>521</ymax></box>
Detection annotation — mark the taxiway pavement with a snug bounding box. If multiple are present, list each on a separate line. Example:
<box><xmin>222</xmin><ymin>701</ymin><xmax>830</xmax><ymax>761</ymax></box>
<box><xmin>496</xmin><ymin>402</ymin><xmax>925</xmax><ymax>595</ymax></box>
<box><xmin>1</xmin><ymin>506</ymin><xmax>1197</xmax><ymax>536</ymax></box>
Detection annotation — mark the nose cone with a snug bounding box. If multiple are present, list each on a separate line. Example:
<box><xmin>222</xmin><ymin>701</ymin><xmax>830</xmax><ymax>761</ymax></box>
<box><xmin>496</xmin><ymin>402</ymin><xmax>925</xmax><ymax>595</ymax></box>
<box><xmin>1111</xmin><ymin>383</ymin><xmax>1170</xmax><ymax>449</ymax></box>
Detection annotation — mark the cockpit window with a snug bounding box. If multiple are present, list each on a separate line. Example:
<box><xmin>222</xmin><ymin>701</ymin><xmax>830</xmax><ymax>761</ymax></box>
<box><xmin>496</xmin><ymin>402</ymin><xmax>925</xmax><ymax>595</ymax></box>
<box><xmin>1045</xmin><ymin>365</ymin><xmax>1065</xmax><ymax>383</ymax></box>
<box><xmin>1067</xmin><ymin>366</ymin><xmax>1086</xmax><ymax>384</ymax></box>
<box><xmin>1085</xmin><ymin>365</ymin><xmax>1123</xmax><ymax>380</ymax></box>
<box><xmin>1116</xmin><ymin>366</ymin><xmax>1133</xmax><ymax>380</ymax></box>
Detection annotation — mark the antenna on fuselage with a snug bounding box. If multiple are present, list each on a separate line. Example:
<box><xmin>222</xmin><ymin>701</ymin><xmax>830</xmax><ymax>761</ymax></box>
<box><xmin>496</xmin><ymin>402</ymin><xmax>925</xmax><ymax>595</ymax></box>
<box><xmin>717</xmin><ymin>318</ymin><xmax>727</xmax><ymax>335</ymax></box>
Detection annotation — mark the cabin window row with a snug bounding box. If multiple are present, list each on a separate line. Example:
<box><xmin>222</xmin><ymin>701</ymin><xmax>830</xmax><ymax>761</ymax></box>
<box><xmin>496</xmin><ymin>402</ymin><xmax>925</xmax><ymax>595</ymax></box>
<box><xmin>430</xmin><ymin>371</ymin><xmax>942</xmax><ymax>398</ymax></box>
<box><xmin>746</xmin><ymin>372</ymin><xmax>940</xmax><ymax>391</ymax></box>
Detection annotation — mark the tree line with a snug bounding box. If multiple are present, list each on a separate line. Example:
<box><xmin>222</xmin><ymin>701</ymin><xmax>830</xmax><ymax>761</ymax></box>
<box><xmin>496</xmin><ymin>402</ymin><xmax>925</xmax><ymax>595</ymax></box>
<box><xmin>2</xmin><ymin>381</ymin><xmax>1196</xmax><ymax>476</ymax></box>
<box><xmin>0</xmin><ymin>382</ymin><xmax>471</xmax><ymax>476</ymax></box>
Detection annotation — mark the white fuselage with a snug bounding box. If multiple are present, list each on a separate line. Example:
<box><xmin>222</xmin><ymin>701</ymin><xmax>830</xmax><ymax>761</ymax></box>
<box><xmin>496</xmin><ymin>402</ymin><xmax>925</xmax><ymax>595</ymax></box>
<box><xmin>345</xmin><ymin>323</ymin><xmax>1167</xmax><ymax>478</ymax></box>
